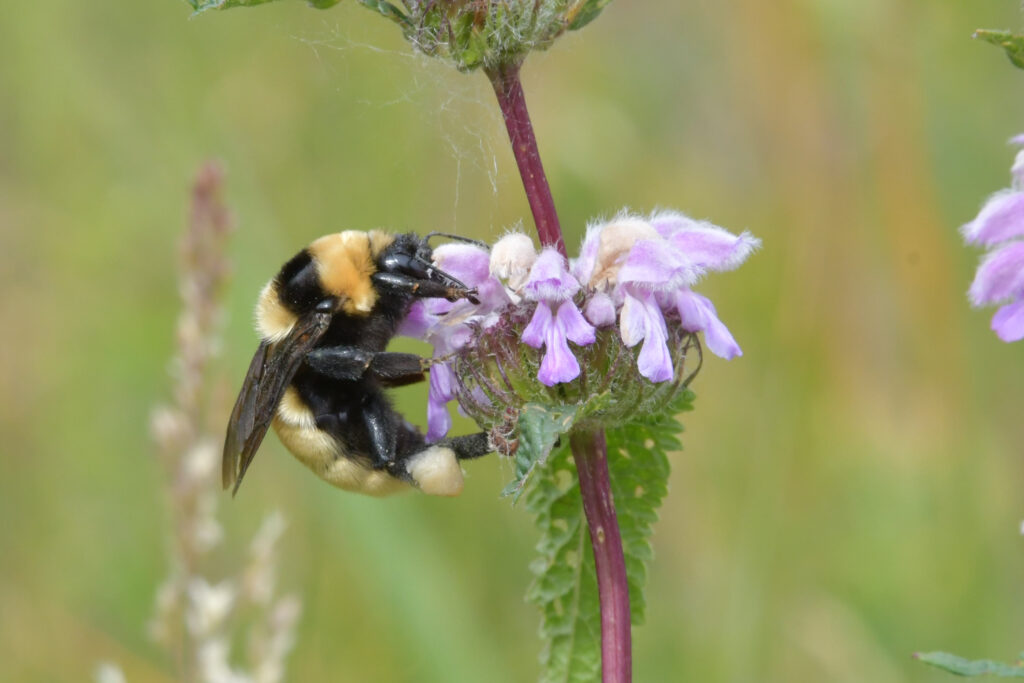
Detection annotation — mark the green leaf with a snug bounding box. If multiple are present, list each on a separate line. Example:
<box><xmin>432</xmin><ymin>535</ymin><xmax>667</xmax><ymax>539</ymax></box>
<box><xmin>525</xmin><ymin>443</ymin><xmax>601</xmax><ymax>683</ymax></box>
<box><xmin>357</xmin><ymin>0</ymin><xmax>411</xmax><ymax>29</ymax></box>
<box><xmin>525</xmin><ymin>392</ymin><xmax>694</xmax><ymax>681</ymax></box>
<box><xmin>916</xmin><ymin>652</ymin><xmax>1024</xmax><ymax>677</ymax></box>
<box><xmin>607</xmin><ymin>392</ymin><xmax>692</xmax><ymax>624</ymax></box>
<box><xmin>502</xmin><ymin>403</ymin><xmax>579</xmax><ymax>503</ymax></box>
<box><xmin>974</xmin><ymin>30</ymin><xmax>1024</xmax><ymax>70</ymax></box>
<box><xmin>567</xmin><ymin>0</ymin><xmax>613</xmax><ymax>31</ymax></box>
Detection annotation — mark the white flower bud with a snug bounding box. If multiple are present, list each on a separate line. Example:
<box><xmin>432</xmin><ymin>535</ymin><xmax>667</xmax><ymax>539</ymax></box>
<box><xmin>489</xmin><ymin>232</ymin><xmax>537</xmax><ymax>290</ymax></box>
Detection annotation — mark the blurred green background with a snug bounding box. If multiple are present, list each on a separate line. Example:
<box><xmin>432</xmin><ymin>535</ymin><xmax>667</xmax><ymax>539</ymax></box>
<box><xmin>3</xmin><ymin>1</ymin><xmax>1024</xmax><ymax>681</ymax></box>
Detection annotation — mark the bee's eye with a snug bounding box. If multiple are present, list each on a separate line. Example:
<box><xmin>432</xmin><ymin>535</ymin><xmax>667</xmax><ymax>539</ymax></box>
<box><xmin>382</xmin><ymin>252</ymin><xmax>427</xmax><ymax>279</ymax></box>
<box><xmin>315</xmin><ymin>298</ymin><xmax>336</xmax><ymax>313</ymax></box>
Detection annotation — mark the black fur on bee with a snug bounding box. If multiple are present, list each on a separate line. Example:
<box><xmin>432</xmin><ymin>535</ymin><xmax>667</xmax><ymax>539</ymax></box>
<box><xmin>223</xmin><ymin>230</ymin><xmax>492</xmax><ymax>498</ymax></box>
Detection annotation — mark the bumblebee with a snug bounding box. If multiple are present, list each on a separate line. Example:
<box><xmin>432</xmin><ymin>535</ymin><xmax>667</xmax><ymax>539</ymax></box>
<box><xmin>223</xmin><ymin>230</ymin><xmax>492</xmax><ymax>498</ymax></box>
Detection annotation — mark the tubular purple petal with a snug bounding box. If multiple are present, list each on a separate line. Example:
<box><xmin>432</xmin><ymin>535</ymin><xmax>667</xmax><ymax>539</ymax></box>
<box><xmin>556</xmin><ymin>300</ymin><xmax>597</xmax><ymax>346</ymax></box>
<box><xmin>617</xmin><ymin>239</ymin><xmax>699</xmax><ymax>291</ymax></box>
<box><xmin>1013</xmin><ymin>149</ymin><xmax>1024</xmax><ymax>186</ymax></box>
<box><xmin>648</xmin><ymin>210</ymin><xmax>701</xmax><ymax>238</ymax></box>
<box><xmin>537</xmin><ymin>323</ymin><xmax>582</xmax><ymax>386</ymax></box>
<box><xmin>433</xmin><ymin>243</ymin><xmax>493</xmax><ymax>285</ymax></box>
<box><xmin>636</xmin><ymin>328</ymin><xmax>674</xmax><ymax>383</ymax></box>
<box><xmin>426</xmin><ymin>363</ymin><xmax>456</xmax><ymax>441</ymax></box>
<box><xmin>968</xmin><ymin>241</ymin><xmax>1024</xmax><ymax>306</ymax></box>
<box><xmin>702</xmin><ymin>308</ymin><xmax>743</xmax><ymax>359</ymax></box>
<box><xmin>584</xmin><ymin>292</ymin><xmax>617</xmax><ymax>327</ymax></box>
<box><xmin>618</xmin><ymin>291</ymin><xmax>646</xmax><ymax>348</ymax></box>
<box><xmin>673</xmin><ymin>289</ymin><xmax>742</xmax><ymax>359</ymax></box>
<box><xmin>523</xmin><ymin>248</ymin><xmax>581</xmax><ymax>302</ymax></box>
<box><xmin>397</xmin><ymin>300</ymin><xmax>433</xmax><ymax>339</ymax></box>
<box><xmin>992</xmin><ymin>299</ymin><xmax>1024</xmax><ymax>342</ymax></box>
<box><xmin>522</xmin><ymin>302</ymin><xmax>551</xmax><ymax>348</ymax></box>
<box><xmin>622</xmin><ymin>289</ymin><xmax>674</xmax><ymax>382</ymax></box>
<box><xmin>961</xmin><ymin>190</ymin><xmax>1024</xmax><ymax>247</ymax></box>
<box><xmin>666</xmin><ymin>225</ymin><xmax>762</xmax><ymax>272</ymax></box>
<box><xmin>571</xmin><ymin>223</ymin><xmax>603</xmax><ymax>285</ymax></box>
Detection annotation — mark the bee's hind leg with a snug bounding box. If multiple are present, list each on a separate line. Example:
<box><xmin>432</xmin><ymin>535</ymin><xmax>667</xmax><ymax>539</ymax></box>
<box><xmin>443</xmin><ymin>432</ymin><xmax>492</xmax><ymax>461</ymax></box>
<box><xmin>358</xmin><ymin>392</ymin><xmax>402</xmax><ymax>472</ymax></box>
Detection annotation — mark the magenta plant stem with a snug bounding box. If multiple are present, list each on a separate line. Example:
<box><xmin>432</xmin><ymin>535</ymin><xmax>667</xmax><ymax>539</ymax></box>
<box><xmin>487</xmin><ymin>62</ymin><xmax>567</xmax><ymax>258</ymax></box>
<box><xmin>486</xmin><ymin>59</ymin><xmax>630</xmax><ymax>681</ymax></box>
<box><xmin>571</xmin><ymin>429</ymin><xmax>632</xmax><ymax>683</ymax></box>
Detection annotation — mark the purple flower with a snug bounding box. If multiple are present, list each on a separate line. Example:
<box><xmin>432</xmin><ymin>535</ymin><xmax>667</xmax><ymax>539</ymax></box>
<box><xmin>651</xmin><ymin>210</ymin><xmax>760</xmax><ymax>272</ymax></box>
<box><xmin>646</xmin><ymin>211</ymin><xmax>758</xmax><ymax>359</ymax></box>
<box><xmin>612</xmin><ymin>238</ymin><xmax>697</xmax><ymax>382</ymax></box>
<box><xmin>619</xmin><ymin>287</ymin><xmax>673</xmax><ymax>382</ymax></box>
<box><xmin>968</xmin><ymin>242</ymin><xmax>1024</xmax><ymax>342</ymax></box>
<box><xmin>583</xmin><ymin>292</ymin><xmax>616</xmax><ymax>327</ymax></box>
<box><xmin>521</xmin><ymin>248</ymin><xmax>596</xmax><ymax>386</ymax></box>
<box><xmin>963</xmin><ymin>136</ymin><xmax>1024</xmax><ymax>343</ymax></box>
<box><xmin>404</xmin><ymin>211</ymin><xmax>758</xmax><ymax>436</ymax></box>
<box><xmin>666</xmin><ymin>289</ymin><xmax>742</xmax><ymax>359</ymax></box>
<box><xmin>962</xmin><ymin>190</ymin><xmax>1024</xmax><ymax>247</ymax></box>
<box><xmin>400</xmin><ymin>243</ymin><xmax>508</xmax><ymax>439</ymax></box>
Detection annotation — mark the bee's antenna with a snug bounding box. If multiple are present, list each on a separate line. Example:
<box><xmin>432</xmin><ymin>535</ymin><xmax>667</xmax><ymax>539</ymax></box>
<box><xmin>424</xmin><ymin>232</ymin><xmax>489</xmax><ymax>249</ymax></box>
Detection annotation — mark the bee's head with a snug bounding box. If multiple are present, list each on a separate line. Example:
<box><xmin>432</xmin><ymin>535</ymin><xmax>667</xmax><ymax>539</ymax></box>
<box><xmin>377</xmin><ymin>232</ymin><xmax>486</xmax><ymax>301</ymax></box>
<box><xmin>255</xmin><ymin>231</ymin><xmax>486</xmax><ymax>342</ymax></box>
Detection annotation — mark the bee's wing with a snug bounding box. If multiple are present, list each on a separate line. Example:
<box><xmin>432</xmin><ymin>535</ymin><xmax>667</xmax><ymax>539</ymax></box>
<box><xmin>223</xmin><ymin>312</ymin><xmax>332</xmax><ymax>496</ymax></box>
<box><xmin>222</xmin><ymin>339</ymin><xmax>272</xmax><ymax>494</ymax></box>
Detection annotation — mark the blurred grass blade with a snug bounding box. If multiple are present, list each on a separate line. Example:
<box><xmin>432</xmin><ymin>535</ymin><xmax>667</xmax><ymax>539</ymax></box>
<box><xmin>916</xmin><ymin>652</ymin><xmax>1024</xmax><ymax>677</ymax></box>
<box><xmin>974</xmin><ymin>30</ymin><xmax>1024</xmax><ymax>70</ymax></box>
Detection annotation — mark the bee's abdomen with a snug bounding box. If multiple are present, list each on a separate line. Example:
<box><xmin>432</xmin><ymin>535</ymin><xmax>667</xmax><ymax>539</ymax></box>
<box><xmin>273</xmin><ymin>387</ymin><xmax>408</xmax><ymax>497</ymax></box>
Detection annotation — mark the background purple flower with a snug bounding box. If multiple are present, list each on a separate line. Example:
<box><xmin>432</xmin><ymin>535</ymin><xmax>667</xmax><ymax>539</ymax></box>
<box><xmin>962</xmin><ymin>136</ymin><xmax>1024</xmax><ymax>342</ymax></box>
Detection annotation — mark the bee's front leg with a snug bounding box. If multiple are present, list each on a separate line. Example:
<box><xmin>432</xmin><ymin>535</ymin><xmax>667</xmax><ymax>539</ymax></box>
<box><xmin>371</xmin><ymin>271</ymin><xmax>479</xmax><ymax>304</ymax></box>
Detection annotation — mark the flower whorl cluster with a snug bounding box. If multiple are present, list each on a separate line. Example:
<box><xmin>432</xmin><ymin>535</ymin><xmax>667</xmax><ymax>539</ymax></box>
<box><xmin>401</xmin><ymin>210</ymin><xmax>759</xmax><ymax>446</ymax></box>
<box><xmin>963</xmin><ymin>135</ymin><xmax>1024</xmax><ymax>342</ymax></box>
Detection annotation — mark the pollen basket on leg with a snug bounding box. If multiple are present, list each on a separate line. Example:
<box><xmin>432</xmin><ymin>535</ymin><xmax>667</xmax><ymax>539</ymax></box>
<box><xmin>310</xmin><ymin>231</ymin><xmax>382</xmax><ymax>316</ymax></box>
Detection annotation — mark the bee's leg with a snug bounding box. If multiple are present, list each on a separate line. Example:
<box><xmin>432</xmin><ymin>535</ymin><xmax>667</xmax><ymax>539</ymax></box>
<box><xmin>359</xmin><ymin>393</ymin><xmax>400</xmax><ymax>471</ymax></box>
<box><xmin>371</xmin><ymin>271</ymin><xmax>478</xmax><ymax>303</ymax></box>
<box><xmin>443</xmin><ymin>432</ymin><xmax>492</xmax><ymax>461</ymax></box>
<box><xmin>306</xmin><ymin>346</ymin><xmax>427</xmax><ymax>387</ymax></box>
